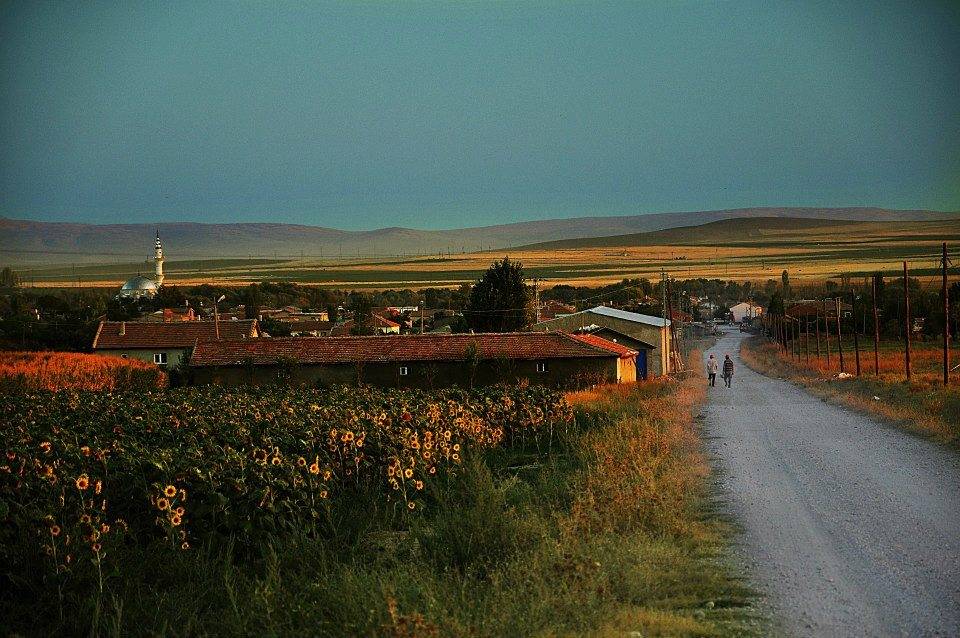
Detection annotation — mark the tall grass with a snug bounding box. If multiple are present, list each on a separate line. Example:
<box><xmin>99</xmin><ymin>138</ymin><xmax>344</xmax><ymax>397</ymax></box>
<box><xmin>2</xmin><ymin>359</ymin><xmax>759</xmax><ymax>636</ymax></box>
<box><xmin>742</xmin><ymin>337</ymin><xmax>960</xmax><ymax>446</ymax></box>
<box><xmin>0</xmin><ymin>351</ymin><xmax>166</xmax><ymax>392</ymax></box>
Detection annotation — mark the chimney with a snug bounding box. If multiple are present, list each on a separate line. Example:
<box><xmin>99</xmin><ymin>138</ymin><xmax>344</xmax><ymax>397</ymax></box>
<box><xmin>119</xmin><ymin>321</ymin><xmax>126</xmax><ymax>336</ymax></box>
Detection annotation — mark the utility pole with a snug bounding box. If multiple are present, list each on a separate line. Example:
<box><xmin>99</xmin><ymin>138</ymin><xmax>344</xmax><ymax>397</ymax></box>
<box><xmin>534</xmin><ymin>278</ymin><xmax>541</xmax><ymax>324</ymax></box>
<box><xmin>903</xmin><ymin>261</ymin><xmax>911</xmax><ymax>381</ymax></box>
<box><xmin>666</xmin><ymin>275</ymin><xmax>677</xmax><ymax>372</ymax></box>
<box><xmin>942</xmin><ymin>243</ymin><xmax>950</xmax><ymax>386</ymax></box>
<box><xmin>872</xmin><ymin>276</ymin><xmax>880</xmax><ymax>376</ymax></box>
<box><xmin>815</xmin><ymin>308</ymin><xmax>822</xmax><ymax>365</ymax></box>
<box><xmin>835</xmin><ymin>297</ymin><xmax>845</xmax><ymax>373</ymax></box>
<box><xmin>661</xmin><ymin>270</ymin><xmax>669</xmax><ymax>373</ymax></box>
<box><xmin>420</xmin><ymin>300</ymin><xmax>425</xmax><ymax>335</ymax></box>
<box><xmin>852</xmin><ymin>291</ymin><xmax>861</xmax><ymax>376</ymax></box>
<box><xmin>824</xmin><ymin>299</ymin><xmax>831</xmax><ymax>368</ymax></box>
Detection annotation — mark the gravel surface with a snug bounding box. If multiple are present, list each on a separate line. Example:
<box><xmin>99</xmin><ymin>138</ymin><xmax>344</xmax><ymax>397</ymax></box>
<box><xmin>702</xmin><ymin>329</ymin><xmax>960</xmax><ymax>637</ymax></box>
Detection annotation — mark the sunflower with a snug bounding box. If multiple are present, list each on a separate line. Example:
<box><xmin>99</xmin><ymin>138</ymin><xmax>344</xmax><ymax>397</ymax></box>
<box><xmin>181</xmin><ymin>542</ymin><xmax>190</xmax><ymax>550</ymax></box>
<box><xmin>323</xmin><ymin>470</ymin><xmax>332</xmax><ymax>480</ymax></box>
<box><xmin>297</xmin><ymin>457</ymin><xmax>307</xmax><ymax>467</ymax></box>
<box><xmin>414</xmin><ymin>481</ymin><xmax>423</xmax><ymax>490</ymax></box>
<box><xmin>407</xmin><ymin>501</ymin><xmax>416</xmax><ymax>510</ymax></box>
<box><xmin>156</xmin><ymin>497</ymin><xmax>170</xmax><ymax>511</ymax></box>
<box><xmin>100</xmin><ymin>523</ymin><xmax>110</xmax><ymax>533</ymax></box>
<box><xmin>309</xmin><ymin>462</ymin><xmax>320</xmax><ymax>475</ymax></box>
<box><xmin>404</xmin><ymin>468</ymin><xmax>413</xmax><ymax>479</ymax></box>
<box><xmin>271</xmin><ymin>456</ymin><xmax>282</xmax><ymax>466</ymax></box>
<box><xmin>94</xmin><ymin>480</ymin><xmax>103</xmax><ymax>495</ymax></box>
<box><xmin>91</xmin><ymin>543</ymin><xmax>101</xmax><ymax>553</ymax></box>
<box><xmin>50</xmin><ymin>525</ymin><xmax>61</xmax><ymax>537</ymax></box>
<box><xmin>170</xmin><ymin>514</ymin><xmax>182</xmax><ymax>526</ymax></box>
<box><xmin>175</xmin><ymin>507</ymin><xmax>185</xmax><ymax>516</ymax></box>
<box><xmin>319</xmin><ymin>490</ymin><xmax>328</xmax><ymax>499</ymax></box>
<box><xmin>80</xmin><ymin>514</ymin><xmax>92</xmax><ymax>524</ymax></box>
<box><xmin>75</xmin><ymin>475</ymin><xmax>89</xmax><ymax>490</ymax></box>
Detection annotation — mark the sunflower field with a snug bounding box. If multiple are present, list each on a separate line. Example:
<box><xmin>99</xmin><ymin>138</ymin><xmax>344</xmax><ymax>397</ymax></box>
<box><xmin>0</xmin><ymin>384</ymin><xmax>572</xmax><ymax>584</ymax></box>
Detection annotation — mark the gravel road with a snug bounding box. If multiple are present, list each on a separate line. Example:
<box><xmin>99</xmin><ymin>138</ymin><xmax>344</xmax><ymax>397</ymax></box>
<box><xmin>702</xmin><ymin>329</ymin><xmax>960</xmax><ymax>637</ymax></box>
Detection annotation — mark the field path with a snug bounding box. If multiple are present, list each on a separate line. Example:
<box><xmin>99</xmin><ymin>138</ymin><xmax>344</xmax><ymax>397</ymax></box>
<box><xmin>702</xmin><ymin>329</ymin><xmax>960</xmax><ymax>637</ymax></box>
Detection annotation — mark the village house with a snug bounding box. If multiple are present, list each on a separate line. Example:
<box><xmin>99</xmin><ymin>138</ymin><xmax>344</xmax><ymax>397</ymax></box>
<box><xmin>329</xmin><ymin>313</ymin><xmax>401</xmax><ymax>336</ymax></box>
<box><xmin>532</xmin><ymin>305</ymin><xmax>671</xmax><ymax>378</ymax></box>
<box><xmin>92</xmin><ymin>319</ymin><xmax>261</xmax><ymax>367</ymax></box>
<box><xmin>570</xmin><ymin>324</ymin><xmax>654</xmax><ymax>380</ymax></box>
<box><xmin>188</xmin><ymin>332</ymin><xmax>637</xmax><ymax>389</ymax></box>
<box><xmin>729</xmin><ymin>302</ymin><xmax>764</xmax><ymax>323</ymax></box>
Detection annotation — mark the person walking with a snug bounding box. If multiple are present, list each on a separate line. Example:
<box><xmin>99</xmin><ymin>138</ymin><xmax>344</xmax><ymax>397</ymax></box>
<box><xmin>722</xmin><ymin>354</ymin><xmax>734</xmax><ymax>388</ymax></box>
<box><xmin>707</xmin><ymin>354</ymin><xmax>719</xmax><ymax>386</ymax></box>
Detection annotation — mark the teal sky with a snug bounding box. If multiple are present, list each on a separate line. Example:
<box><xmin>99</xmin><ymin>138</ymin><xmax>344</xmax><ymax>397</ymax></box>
<box><xmin>1</xmin><ymin>1</ymin><xmax>958</xmax><ymax>230</ymax></box>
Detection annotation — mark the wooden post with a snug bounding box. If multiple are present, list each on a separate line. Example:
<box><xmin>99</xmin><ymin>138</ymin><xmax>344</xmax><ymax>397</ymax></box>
<box><xmin>793</xmin><ymin>318</ymin><xmax>799</xmax><ymax>360</ymax></box>
<box><xmin>835</xmin><ymin>297</ymin><xmax>845</xmax><ymax>372</ymax></box>
<box><xmin>943</xmin><ymin>243</ymin><xmax>950</xmax><ymax>386</ymax></box>
<box><xmin>804</xmin><ymin>317</ymin><xmax>810</xmax><ymax>364</ymax></box>
<box><xmin>903</xmin><ymin>261</ymin><xmax>911</xmax><ymax>381</ymax></box>
<box><xmin>815</xmin><ymin>308</ymin><xmax>822</xmax><ymax>365</ymax></box>
<box><xmin>872</xmin><ymin>276</ymin><xmax>880</xmax><ymax>376</ymax></box>
<box><xmin>824</xmin><ymin>299</ymin><xmax>832</xmax><ymax>369</ymax></box>
<box><xmin>852</xmin><ymin>291</ymin><xmax>861</xmax><ymax>376</ymax></box>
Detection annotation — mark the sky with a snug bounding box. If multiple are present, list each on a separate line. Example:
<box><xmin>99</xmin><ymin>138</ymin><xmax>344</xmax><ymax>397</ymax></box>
<box><xmin>1</xmin><ymin>1</ymin><xmax>959</xmax><ymax>230</ymax></box>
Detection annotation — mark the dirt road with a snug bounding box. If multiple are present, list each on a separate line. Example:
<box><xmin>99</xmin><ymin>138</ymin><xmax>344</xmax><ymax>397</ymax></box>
<box><xmin>702</xmin><ymin>330</ymin><xmax>960</xmax><ymax>637</ymax></box>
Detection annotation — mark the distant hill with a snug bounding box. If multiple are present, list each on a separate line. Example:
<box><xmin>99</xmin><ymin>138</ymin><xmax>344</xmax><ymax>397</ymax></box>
<box><xmin>2</xmin><ymin>207</ymin><xmax>957</xmax><ymax>264</ymax></box>
<box><xmin>517</xmin><ymin>216</ymin><xmax>960</xmax><ymax>250</ymax></box>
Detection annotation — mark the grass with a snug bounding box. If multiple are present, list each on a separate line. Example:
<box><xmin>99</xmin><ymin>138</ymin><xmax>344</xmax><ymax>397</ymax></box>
<box><xmin>741</xmin><ymin>336</ymin><xmax>960</xmax><ymax>447</ymax></box>
<box><xmin>2</xmin><ymin>358</ymin><xmax>761</xmax><ymax>637</ymax></box>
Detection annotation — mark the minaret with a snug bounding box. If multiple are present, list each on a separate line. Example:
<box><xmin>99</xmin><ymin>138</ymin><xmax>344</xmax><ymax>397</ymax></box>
<box><xmin>154</xmin><ymin>230</ymin><xmax>165</xmax><ymax>286</ymax></box>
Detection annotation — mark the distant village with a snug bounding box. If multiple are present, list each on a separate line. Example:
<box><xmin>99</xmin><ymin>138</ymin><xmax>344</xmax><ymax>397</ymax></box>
<box><xmin>33</xmin><ymin>231</ymin><xmax>951</xmax><ymax>390</ymax></box>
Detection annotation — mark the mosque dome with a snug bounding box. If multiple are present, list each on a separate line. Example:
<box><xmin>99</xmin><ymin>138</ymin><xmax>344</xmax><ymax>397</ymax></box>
<box><xmin>118</xmin><ymin>275</ymin><xmax>159</xmax><ymax>299</ymax></box>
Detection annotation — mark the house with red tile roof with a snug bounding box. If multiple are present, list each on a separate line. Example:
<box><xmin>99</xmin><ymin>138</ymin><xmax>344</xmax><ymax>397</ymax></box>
<box><xmin>92</xmin><ymin>319</ymin><xmax>260</xmax><ymax>368</ymax></box>
<box><xmin>189</xmin><ymin>331</ymin><xmax>636</xmax><ymax>389</ymax></box>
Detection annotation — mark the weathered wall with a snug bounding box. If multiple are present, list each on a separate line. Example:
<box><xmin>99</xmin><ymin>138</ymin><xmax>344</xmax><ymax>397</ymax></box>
<box><xmin>191</xmin><ymin>356</ymin><xmax>624</xmax><ymax>389</ymax></box>
<box><xmin>532</xmin><ymin>312</ymin><xmax>670</xmax><ymax>376</ymax></box>
<box><xmin>96</xmin><ymin>348</ymin><xmax>189</xmax><ymax>368</ymax></box>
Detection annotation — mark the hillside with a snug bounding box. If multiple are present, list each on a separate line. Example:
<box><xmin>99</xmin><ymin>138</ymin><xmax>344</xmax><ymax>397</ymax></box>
<box><xmin>2</xmin><ymin>207</ymin><xmax>957</xmax><ymax>265</ymax></box>
<box><xmin>517</xmin><ymin>216</ymin><xmax>960</xmax><ymax>250</ymax></box>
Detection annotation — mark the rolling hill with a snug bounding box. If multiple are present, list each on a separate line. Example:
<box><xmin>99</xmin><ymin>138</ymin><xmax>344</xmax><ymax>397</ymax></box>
<box><xmin>2</xmin><ymin>207</ymin><xmax>957</xmax><ymax>265</ymax></box>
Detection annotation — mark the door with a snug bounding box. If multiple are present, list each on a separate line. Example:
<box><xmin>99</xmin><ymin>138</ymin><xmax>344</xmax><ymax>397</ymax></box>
<box><xmin>637</xmin><ymin>349</ymin><xmax>647</xmax><ymax>380</ymax></box>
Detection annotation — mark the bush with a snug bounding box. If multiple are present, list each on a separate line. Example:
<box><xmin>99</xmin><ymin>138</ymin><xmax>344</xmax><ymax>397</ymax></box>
<box><xmin>0</xmin><ymin>351</ymin><xmax>166</xmax><ymax>392</ymax></box>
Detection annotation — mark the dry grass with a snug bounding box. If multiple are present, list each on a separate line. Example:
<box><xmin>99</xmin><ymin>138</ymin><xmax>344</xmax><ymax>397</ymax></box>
<box><xmin>741</xmin><ymin>337</ymin><xmax>960</xmax><ymax>446</ymax></box>
<box><xmin>0</xmin><ymin>350</ymin><xmax>166</xmax><ymax>392</ymax></box>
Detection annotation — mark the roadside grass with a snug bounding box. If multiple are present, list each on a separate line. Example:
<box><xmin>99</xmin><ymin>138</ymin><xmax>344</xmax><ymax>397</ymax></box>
<box><xmin>741</xmin><ymin>337</ymin><xmax>960</xmax><ymax>447</ymax></box>
<box><xmin>3</xmin><ymin>359</ymin><xmax>759</xmax><ymax>637</ymax></box>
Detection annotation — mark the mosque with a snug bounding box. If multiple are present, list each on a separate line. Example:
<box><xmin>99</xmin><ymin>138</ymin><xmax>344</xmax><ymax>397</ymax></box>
<box><xmin>117</xmin><ymin>231</ymin><xmax>165</xmax><ymax>299</ymax></box>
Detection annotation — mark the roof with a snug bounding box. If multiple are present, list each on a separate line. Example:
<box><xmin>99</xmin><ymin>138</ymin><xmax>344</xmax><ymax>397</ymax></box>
<box><xmin>574</xmin><ymin>324</ymin><xmax>657</xmax><ymax>349</ymax></box>
<box><xmin>189</xmin><ymin>331</ymin><xmax>632</xmax><ymax>367</ymax></box>
<box><xmin>120</xmin><ymin>276</ymin><xmax>158</xmax><ymax>291</ymax></box>
<box><xmin>93</xmin><ymin>320</ymin><xmax>259</xmax><ymax>350</ymax></box>
<box><xmin>730</xmin><ymin>301</ymin><xmax>763</xmax><ymax>309</ymax></box>
<box><xmin>568</xmin><ymin>333</ymin><xmax>638</xmax><ymax>359</ymax></box>
<box><xmin>536</xmin><ymin>305</ymin><xmax>669</xmax><ymax>328</ymax></box>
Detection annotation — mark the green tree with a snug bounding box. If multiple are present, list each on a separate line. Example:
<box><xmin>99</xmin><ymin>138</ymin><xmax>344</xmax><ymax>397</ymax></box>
<box><xmin>466</xmin><ymin>258</ymin><xmax>531</xmax><ymax>332</ymax></box>
<box><xmin>767</xmin><ymin>291</ymin><xmax>785</xmax><ymax>316</ymax></box>
<box><xmin>244</xmin><ymin>284</ymin><xmax>262</xmax><ymax>319</ymax></box>
<box><xmin>0</xmin><ymin>267</ymin><xmax>21</xmax><ymax>289</ymax></box>
<box><xmin>781</xmin><ymin>269</ymin><xmax>791</xmax><ymax>300</ymax></box>
<box><xmin>349</xmin><ymin>292</ymin><xmax>375</xmax><ymax>335</ymax></box>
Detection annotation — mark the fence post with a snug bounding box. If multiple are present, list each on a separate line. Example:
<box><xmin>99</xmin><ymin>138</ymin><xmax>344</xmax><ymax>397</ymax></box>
<box><xmin>872</xmin><ymin>276</ymin><xmax>880</xmax><ymax>376</ymax></box>
<box><xmin>943</xmin><ymin>242</ymin><xmax>950</xmax><ymax>386</ymax></box>
<box><xmin>823</xmin><ymin>299</ymin><xmax>831</xmax><ymax>369</ymax></box>
<box><xmin>804</xmin><ymin>316</ymin><xmax>810</xmax><ymax>364</ymax></box>
<box><xmin>835</xmin><ymin>297</ymin><xmax>845</xmax><ymax>373</ymax></box>
<box><xmin>815</xmin><ymin>308</ymin><xmax>822</xmax><ymax>365</ymax></box>
<box><xmin>852</xmin><ymin>291</ymin><xmax>861</xmax><ymax>376</ymax></box>
<box><xmin>903</xmin><ymin>261</ymin><xmax>911</xmax><ymax>382</ymax></box>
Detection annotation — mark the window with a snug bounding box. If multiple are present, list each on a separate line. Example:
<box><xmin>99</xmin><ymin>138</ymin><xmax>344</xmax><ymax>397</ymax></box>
<box><xmin>120</xmin><ymin>354</ymin><xmax>128</xmax><ymax>359</ymax></box>
<box><xmin>536</xmin><ymin>362</ymin><xmax>548</xmax><ymax>373</ymax></box>
<box><xmin>399</xmin><ymin>366</ymin><xmax>409</xmax><ymax>376</ymax></box>
<box><xmin>153</xmin><ymin>352</ymin><xmax>167</xmax><ymax>365</ymax></box>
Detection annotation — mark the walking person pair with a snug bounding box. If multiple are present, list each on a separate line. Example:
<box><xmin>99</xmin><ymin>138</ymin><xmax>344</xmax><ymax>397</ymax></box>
<box><xmin>707</xmin><ymin>354</ymin><xmax>734</xmax><ymax>388</ymax></box>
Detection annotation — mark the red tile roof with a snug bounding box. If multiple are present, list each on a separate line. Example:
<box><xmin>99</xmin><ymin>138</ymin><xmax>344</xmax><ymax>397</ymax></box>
<box><xmin>93</xmin><ymin>320</ymin><xmax>260</xmax><ymax>350</ymax></box>
<box><xmin>568</xmin><ymin>333</ymin><xmax>638</xmax><ymax>359</ymax></box>
<box><xmin>189</xmin><ymin>331</ymin><xmax>631</xmax><ymax>367</ymax></box>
